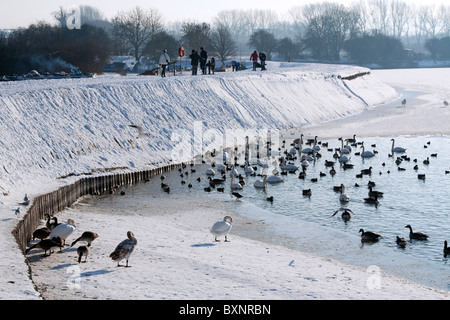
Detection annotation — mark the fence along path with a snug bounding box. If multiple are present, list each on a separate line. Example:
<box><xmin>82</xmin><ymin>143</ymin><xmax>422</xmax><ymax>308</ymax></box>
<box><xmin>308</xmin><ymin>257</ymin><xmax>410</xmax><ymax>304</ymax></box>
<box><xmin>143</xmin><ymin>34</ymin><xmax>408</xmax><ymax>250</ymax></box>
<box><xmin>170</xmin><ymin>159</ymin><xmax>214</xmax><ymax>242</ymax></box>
<box><xmin>12</xmin><ymin>164</ymin><xmax>182</xmax><ymax>252</ymax></box>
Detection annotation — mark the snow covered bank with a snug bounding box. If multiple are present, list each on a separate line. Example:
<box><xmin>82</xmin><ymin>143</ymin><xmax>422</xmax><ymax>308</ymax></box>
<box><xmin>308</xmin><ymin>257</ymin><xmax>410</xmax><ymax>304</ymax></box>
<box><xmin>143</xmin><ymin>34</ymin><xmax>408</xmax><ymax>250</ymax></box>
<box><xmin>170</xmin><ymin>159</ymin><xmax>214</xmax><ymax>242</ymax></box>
<box><xmin>1</xmin><ymin>62</ymin><xmax>406</xmax><ymax>300</ymax></box>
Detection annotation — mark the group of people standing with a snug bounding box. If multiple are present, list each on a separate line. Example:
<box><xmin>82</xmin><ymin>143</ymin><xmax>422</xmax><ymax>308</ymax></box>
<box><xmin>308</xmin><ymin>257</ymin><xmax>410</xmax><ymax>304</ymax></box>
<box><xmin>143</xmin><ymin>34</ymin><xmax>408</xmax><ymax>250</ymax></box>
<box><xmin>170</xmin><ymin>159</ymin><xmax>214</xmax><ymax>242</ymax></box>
<box><xmin>158</xmin><ymin>47</ymin><xmax>267</xmax><ymax>77</ymax></box>
<box><xmin>189</xmin><ymin>47</ymin><xmax>215</xmax><ymax>75</ymax></box>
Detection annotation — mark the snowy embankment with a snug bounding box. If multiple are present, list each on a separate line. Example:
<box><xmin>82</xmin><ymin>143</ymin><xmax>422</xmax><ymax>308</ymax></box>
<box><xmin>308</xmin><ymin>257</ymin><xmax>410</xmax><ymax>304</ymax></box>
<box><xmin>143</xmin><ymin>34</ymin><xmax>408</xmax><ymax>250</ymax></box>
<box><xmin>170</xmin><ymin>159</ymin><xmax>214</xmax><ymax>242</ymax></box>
<box><xmin>0</xmin><ymin>62</ymin><xmax>416</xmax><ymax>300</ymax></box>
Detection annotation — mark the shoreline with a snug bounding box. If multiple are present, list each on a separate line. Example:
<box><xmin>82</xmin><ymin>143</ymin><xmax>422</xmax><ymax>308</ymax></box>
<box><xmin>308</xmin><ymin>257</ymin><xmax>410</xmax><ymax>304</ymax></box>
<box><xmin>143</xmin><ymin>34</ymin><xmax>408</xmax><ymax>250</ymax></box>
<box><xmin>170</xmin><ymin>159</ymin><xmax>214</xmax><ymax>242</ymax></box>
<box><xmin>25</xmin><ymin>194</ymin><xmax>450</xmax><ymax>300</ymax></box>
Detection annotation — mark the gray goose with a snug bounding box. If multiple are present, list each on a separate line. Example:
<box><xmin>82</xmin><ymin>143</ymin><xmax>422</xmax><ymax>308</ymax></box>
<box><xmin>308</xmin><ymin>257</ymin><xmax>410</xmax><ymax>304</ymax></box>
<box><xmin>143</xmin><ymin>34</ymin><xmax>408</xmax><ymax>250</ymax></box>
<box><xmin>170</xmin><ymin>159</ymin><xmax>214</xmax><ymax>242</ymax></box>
<box><xmin>109</xmin><ymin>231</ymin><xmax>137</xmax><ymax>267</ymax></box>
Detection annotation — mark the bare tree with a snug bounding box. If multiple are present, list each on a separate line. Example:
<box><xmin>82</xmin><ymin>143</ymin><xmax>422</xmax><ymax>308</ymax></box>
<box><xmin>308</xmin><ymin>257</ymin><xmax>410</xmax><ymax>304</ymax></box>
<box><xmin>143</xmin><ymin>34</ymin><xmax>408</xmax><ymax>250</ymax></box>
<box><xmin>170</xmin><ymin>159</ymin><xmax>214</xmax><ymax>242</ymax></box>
<box><xmin>112</xmin><ymin>6</ymin><xmax>163</xmax><ymax>61</ymax></box>
<box><xmin>210</xmin><ymin>25</ymin><xmax>237</xmax><ymax>67</ymax></box>
<box><xmin>390</xmin><ymin>0</ymin><xmax>412</xmax><ymax>38</ymax></box>
<box><xmin>180</xmin><ymin>22</ymin><xmax>212</xmax><ymax>52</ymax></box>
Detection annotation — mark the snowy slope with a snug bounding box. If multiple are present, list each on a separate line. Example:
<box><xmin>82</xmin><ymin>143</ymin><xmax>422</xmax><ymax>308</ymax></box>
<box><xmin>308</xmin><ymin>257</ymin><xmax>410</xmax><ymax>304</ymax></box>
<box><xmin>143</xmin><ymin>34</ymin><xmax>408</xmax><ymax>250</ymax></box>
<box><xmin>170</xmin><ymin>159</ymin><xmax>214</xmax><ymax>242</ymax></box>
<box><xmin>0</xmin><ymin>62</ymin><xmax>400</xmax><ymax>300</ymax></box>
<box><xmin>0</xmin><ymin>62</ymin><xmax>396</xmax><ymax>199</ymax></box>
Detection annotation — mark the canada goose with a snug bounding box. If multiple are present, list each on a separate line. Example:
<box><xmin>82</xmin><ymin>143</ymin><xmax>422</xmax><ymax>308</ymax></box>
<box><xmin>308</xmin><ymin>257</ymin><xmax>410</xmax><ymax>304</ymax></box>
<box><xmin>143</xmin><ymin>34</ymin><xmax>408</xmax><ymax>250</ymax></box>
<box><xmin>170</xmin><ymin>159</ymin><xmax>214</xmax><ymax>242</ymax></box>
<box><xmin>368</xmin><ymin>186</ymin><xmax>383</xmax><ymax>198</ymax></box>
<box><xmin>71</xmin><ymin>231</ymin><xmax>99</xmax><ymax>247</ymax></box>
<box><xmin>364</xmin><ymin>195</ymin><xmax>379</xmax><ymax>205</ymax></box>
<box><xmin>77</xmin><ymin>245</ymin><xmax>90</xmax><ymax>263</ymax></box>
<box><xmin>32</xmin><ymin>227</ymin><xmax>50</xmax><ymax>241</ymax></box>
<box><xmin>25</xmin><ymin>237</ymin><xmax>63</xmax><ymax>256</ymax></box>
<box><xmin>361</xmin><ymin>167</ymin><xmax>372</xmax><ymax>175</ymax></box>
<box><xmin>418</xmin><ymin>174</ymin><xmax>426</xmax><ymax>180</ymax></box>
<box><xmin>391</xmin><ymin>139</ymin><xmax>406</xmax><ymax>153</ymax></box>
<box><xmin>231</xmin><ymin>192</ymin><xmax>243</xmax><ymax>200</ymax></box>
<box><xmin>266</xmin><ymin>196</ymin><xmax>274</xmax><ymax>203</ymax></box>
<box><xmin>444</xmin><ymin>241</ymin><xmax>450</xmax><ymax>257</ymax></box>
<box><xmin>302</xmin><ymin>189</ymin><xmax>312</xmax><ymax>196</ymax></box>
<box><xmin>396</xmin><ymin>236</ymin><xmax>408</xmax><ymax>247</ymax></box>
<box><xmin>211</xmin><ymin>216</ymin><xmax>233</xmax><ymax>242</ymax></box>
<box><xmin>405</xmin><ymin>225</ymin><xmax>428</xmax><ymax>240</ymax></box>
<box><xmin>46</xmin><ymin>214</ymin><xmax>57</xmax><ymax>230</ymax></box>
<box><xmin>48</xmin><ymin>219</ymin><xmax>76</xmax><ymax>245</ymax></box>
<box><xmin>109</xmin><ymin>231</ymin><xmax>137</xmax><ymax>267</ymax></box>
<box><xmin>359</xmin><ymin>229</ymin><xmax>381</xmax><ymax>242</ymax></box>
<box><xmin>331</xmin><ymin>207</ymin><xmax>354</xmax><ymax>222</ymax></box>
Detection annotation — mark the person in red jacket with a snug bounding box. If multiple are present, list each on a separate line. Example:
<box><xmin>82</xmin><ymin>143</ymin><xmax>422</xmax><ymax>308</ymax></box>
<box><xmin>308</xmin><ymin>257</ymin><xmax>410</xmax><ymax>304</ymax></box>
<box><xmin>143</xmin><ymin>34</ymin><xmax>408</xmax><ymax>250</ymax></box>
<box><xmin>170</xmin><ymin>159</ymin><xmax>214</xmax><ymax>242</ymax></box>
<box><xmin>250</xmin><ymin>50</ymin><xmax>258</xmax><ymax>71</ymax></box>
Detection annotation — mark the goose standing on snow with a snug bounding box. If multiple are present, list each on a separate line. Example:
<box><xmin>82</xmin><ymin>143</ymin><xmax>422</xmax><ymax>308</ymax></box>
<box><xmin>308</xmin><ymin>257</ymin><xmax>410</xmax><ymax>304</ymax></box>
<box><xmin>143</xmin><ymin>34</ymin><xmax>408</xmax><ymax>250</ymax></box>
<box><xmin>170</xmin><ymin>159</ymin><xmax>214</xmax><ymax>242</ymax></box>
<box><xmin>77</xmin><ymin>245</ymin><xmax>90</xmax><ymax>263</ymax></box>
<box><xmin>48</xmin><ymin>219</ymin><xmax>77</xmax><ymax>245</ymax></box>
<box><xmin>391</xmin><ymin>139</ymin><xmax>406</xmax><ymax>153</ymax></box>
<box><xmin>405</xmin><ymin>225</ymin><xmax>428</xmax><ymax>240</ymax></box>
<box><xmin>211</xmin><ymin>216</ymin><xmax>233</xmax><ymax>242</ymax></box>
<box><xmin>109</xmin><ymin>231</ymin><xmax>137</xmax><ymax>267</ymax></box>
<box><xmin>25</xmin><ymin>237</ymin><xmax>63</xmax><ymax>256</ymax></box>
<box><xmin>71</xmin><ymin>231</ymin><xmax>99</xmax><ymax>247</ymax></box>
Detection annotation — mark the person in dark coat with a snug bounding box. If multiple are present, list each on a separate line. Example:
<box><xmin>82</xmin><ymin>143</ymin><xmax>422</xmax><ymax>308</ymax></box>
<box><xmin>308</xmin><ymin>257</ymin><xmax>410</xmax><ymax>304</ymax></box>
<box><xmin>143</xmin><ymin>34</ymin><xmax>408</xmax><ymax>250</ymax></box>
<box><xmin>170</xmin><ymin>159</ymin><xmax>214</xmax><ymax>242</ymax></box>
<box><xmin>259</xmin><ymin>52</ymin><xmax>267</xmax><ymax>71</ymax></box>
<box><xmin>209</xmin><ymin>57</ymin><xmax>215</xmax><ymax>74</ymax></box>
<box><xmin>189</xmin><ymin>50</ymin><xmax>201</xmax><ymax>75</ymax></box>
<box><xmin>200</xmin><ymin>47</ymin><xmax>208</xmax><ymax>74</ymax></box>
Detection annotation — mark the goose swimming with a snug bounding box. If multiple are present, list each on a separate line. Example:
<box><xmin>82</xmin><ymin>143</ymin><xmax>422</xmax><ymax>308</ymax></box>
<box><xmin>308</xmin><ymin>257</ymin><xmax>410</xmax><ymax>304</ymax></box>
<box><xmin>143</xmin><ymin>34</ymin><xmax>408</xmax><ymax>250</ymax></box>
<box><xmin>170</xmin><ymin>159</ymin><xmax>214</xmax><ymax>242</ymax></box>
<box><xmin>405</xmin><ymin>225</ymin><xmax>428</xmax><ymax>240</ymax></box>
<box><xmin>109</xmin><ymin>231</ymin><xmax>137</xmax><ymax>267</ymax></box>
<box><xmin>331</xmin><ymin>207</ymin><xmax>354</xmax><ymax>222</ymax></box>
<box><xmin>396</xmin><ymin>236</ymin><xmax>408</xmax><ymax>247</ymax></box>
<box><xmin>211</xmin><ymin>216</ymin><xmax>233</xmax><ymax>242</ymax></box>
<box><xmin>359</xmin><ymin>229</ymin><xmax>381</xmax><ymax>242</ymax></box>
<box><xmin>444</xmin><ymin>241</ymin><xmax>450</xmax><ymax>257</ymax></box>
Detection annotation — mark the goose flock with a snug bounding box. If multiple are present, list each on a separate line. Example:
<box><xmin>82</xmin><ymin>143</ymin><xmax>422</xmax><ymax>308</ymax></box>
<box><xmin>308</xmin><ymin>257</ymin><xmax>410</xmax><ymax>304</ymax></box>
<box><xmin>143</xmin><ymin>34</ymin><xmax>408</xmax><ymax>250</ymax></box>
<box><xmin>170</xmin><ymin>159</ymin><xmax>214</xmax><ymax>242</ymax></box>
<box><xmin>23</xmin><ymin>134</ymin><xmax>449</xmax><ymax>269</ymax></box>
<box><xmin>156</xmin><ymin>134</ymin><xmax>449</xmax><ymax>257</ymax></box>
<box><xmin>25</xmin><ymin>215</ymin><xmax>138</xmax><ymax>267</ymax></box>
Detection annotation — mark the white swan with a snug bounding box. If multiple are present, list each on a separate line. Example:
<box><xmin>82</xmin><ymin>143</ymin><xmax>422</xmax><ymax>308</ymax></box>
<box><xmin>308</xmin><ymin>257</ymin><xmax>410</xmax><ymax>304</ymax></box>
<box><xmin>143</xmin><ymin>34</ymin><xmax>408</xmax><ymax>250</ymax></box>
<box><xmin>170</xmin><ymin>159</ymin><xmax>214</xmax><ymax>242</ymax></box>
<box><xmin>211</xmin><ymin>216</ymin><xmax>233</xmax><ymax>242</ymax></box>
<box><xmin>360</xmin><ymin>145</ymin><xmax>375</xmax><ymax>158</ymax></box>
<box><xmin>244</xmin><ymin>164</ymin><xmax>255</xmax><ymax>174</ymax></box>
<box><xmin>339</xmin><ymin>184</ymin><xmax>350</xmax><ymax>203</ymax></box>
<box><xmin>391</xmin><ymin>139</ymin><xmax>406</xmax><ymax>153</ymax></box>
<box><xmin>280</xmin><ymin>158</ymin><xmax>299</xmax><ymax>171</ymax></box>
<box><xmin>267</xmin><ymin>175</ymin><xmax>284</xmax><ymax>183</ymax></box>
<box><xmin>230</xmin><ymin>174</ymin><xmax>243</xmax><ymax>190</ymax></box>
<box><xmin>48</xmin><ymin>218</ymin><xmax>76</xmax><ymax>244</ymax></box>
<box><xmin>338</xmin><ymin>150</ymin><xmax>350</xmax><ymax>164</ymax></box>
<box><xmin>254</xmin><ymin>175</ymin><xmax>267</xmax><ymax>189</ymax></box>
<box><xmin>206</xmin><ymin>168</ymin><xmax>215</xmax><ymax>176</ymax></box>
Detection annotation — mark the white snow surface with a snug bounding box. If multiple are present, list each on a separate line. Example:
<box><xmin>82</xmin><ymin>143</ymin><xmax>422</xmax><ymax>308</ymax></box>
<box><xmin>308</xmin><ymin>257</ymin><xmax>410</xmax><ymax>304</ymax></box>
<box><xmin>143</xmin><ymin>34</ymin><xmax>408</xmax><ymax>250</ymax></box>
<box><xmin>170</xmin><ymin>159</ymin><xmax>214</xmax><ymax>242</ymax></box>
<box><xmin>0</xmin><ymin>62</ymin><xmax>448</xmax><ymax>300</ymax></box>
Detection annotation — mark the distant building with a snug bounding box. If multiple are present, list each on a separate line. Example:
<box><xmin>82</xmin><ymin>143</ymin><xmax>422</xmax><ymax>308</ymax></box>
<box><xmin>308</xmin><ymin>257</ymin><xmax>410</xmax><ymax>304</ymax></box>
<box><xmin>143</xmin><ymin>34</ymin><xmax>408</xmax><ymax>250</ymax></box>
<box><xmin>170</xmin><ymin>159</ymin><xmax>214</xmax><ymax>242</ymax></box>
<box><xmin>103</xmin><ymin>56</ymin><xmax>157</xmax><ymax>74</ymax></box>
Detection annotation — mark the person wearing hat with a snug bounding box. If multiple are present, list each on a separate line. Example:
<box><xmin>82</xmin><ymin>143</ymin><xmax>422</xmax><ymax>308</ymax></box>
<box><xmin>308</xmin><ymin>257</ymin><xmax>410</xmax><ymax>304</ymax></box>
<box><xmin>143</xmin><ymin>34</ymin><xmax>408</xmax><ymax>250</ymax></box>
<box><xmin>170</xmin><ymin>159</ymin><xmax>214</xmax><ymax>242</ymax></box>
<box><xmin>159</xmin><ymin>49</ymin><xmax>170</xmax><ymax>78</ymax></box>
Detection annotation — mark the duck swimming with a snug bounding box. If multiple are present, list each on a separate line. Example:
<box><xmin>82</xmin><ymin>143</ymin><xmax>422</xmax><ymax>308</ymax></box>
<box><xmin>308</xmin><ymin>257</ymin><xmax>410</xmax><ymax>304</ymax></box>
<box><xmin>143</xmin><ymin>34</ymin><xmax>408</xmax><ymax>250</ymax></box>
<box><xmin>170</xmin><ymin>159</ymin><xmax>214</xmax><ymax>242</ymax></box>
<box><xmin>359</xmin><ymin>229</ymin><xmax>381</xmax><ymax>242</ymax></box>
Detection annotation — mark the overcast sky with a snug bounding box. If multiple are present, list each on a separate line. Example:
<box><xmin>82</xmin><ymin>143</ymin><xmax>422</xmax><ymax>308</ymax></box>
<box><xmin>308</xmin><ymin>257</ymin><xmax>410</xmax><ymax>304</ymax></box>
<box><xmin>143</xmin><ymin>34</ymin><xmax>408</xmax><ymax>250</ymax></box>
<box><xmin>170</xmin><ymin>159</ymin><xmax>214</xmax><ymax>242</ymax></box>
<box><xmin>0</xmin><ymin>0</ymin><xmax>447</xmax><ymax>29</ymax></box>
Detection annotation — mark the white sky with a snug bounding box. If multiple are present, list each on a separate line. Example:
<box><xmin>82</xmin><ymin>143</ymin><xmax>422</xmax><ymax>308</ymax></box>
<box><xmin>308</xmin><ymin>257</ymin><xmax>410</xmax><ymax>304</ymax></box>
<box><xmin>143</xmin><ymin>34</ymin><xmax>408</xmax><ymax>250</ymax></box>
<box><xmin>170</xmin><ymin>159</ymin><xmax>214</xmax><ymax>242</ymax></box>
<box><xmin>0</xmin><ymin>0</ymin><xmax>448</xmax><ymax>29</ymax></box>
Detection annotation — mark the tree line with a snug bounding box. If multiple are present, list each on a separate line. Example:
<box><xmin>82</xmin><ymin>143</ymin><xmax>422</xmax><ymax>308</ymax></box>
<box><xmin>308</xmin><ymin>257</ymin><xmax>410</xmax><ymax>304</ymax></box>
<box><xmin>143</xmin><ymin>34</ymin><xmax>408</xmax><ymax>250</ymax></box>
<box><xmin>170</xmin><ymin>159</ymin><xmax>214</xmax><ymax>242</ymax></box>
<box><xmin>2</xmin><ymin>1</ymin><xmax>450</xmax><ymax>75</ymax></box>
